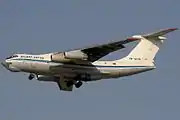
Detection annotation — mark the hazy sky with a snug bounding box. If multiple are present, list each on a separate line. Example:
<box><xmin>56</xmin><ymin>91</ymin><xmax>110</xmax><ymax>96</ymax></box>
<box><xmin>0</xmin><ymin>0</ymin><xmax>180</xmax><ymax>120</ymax></box>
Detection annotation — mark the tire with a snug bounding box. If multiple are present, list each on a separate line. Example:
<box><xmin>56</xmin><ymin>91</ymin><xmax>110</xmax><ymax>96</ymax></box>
<box><xmin>28</xmin><ymin>74</ymin><xmax>34</xmax><ymax>80</ymax></box>
<box><xmin>66</xmin><ymin>81</ymin><xmax>74</xmax><ymax>87</ymax></box>
<box><xmin>75</xmin><ymin>81</ymin><xmax>83</xmax><ymax>88</ymax></box>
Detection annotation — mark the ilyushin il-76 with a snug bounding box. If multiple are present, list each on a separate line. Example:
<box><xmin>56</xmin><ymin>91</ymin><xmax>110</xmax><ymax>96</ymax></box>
<box><xmin>1</xmin><ymin>28</ymin><xmax>178</xmax><ymax>91</ymax></box>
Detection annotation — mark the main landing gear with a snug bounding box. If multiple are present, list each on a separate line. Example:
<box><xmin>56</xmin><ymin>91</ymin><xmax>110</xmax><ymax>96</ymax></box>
<box><xmin>75</xmin><ymin>81</ymin><xmax>83</xmax><ymax>88</ymax></box>
<box><xmin>28</xmin><ymin>73</ymin><xmax>35</xmax><ymax>80</ymax></box>
<box><xmin>66</xmin><ymin>80</ymin><xmax>83</xmax><ymax>88</ymax></box>
<box><xmin>66</xmin><ymin>73</ymin><xmax>91</xmax><ymax>88</ymax></box>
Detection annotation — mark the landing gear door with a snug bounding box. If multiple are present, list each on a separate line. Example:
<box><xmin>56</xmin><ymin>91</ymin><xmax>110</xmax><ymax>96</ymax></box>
<box><xmin>56</xmin><ymin>76</ymin><xmax>73</xmax><ymax>91</ymax></box>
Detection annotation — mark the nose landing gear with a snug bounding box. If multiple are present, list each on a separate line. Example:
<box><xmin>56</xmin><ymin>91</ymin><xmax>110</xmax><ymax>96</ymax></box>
<box><xmin>28</xmin><ymin>73</ymin><xmax>35</xmax><ymax>80</ymax></box>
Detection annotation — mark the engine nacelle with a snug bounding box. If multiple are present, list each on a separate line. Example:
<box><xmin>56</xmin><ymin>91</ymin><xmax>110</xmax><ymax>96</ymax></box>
<box><xmin>51</xmin><ymin>50</ymin><xmax>88</xmax><ymax>62</ymax></box>
<box><xmin>51</xmin><ymin>52</ymin><xmax>70</xmax><ymax>62</ymax></box>
<box><xmin>64</xmin><ymin>50</ymin><xmax>88</xmax><ymax>60</ymax></box>
<box><xmin>37</xmin><ymin>75</ymin><xmax>58</xmax><ymax>82</ymax></box>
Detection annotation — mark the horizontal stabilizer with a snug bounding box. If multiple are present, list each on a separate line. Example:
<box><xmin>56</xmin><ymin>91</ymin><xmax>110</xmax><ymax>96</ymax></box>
<box><xmin>142</xmin><ymin>28</ymin><xmax>178</xmax><ymax>39</ymax></box>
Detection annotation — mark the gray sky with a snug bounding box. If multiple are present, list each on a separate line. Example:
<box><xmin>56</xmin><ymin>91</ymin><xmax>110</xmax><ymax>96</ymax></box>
<box><xmin>0</xmin><ymin>0</ymin><xmax>180</xmax><ymax>120</ymax></box>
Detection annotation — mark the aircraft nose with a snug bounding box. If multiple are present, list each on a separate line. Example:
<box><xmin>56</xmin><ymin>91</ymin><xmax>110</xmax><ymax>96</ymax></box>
<box><xmin>1</xmin><ymin>61</ymin><xmax>9</xmax><ymax>69</ymax></box>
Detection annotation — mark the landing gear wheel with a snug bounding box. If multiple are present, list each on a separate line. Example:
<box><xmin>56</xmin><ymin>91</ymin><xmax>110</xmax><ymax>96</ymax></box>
<box><xmin>66</xmin><ymin>81</ymin><xmax>74</xmax><ymax>87</ymax></box>
<box><xmin>28</xmin><ymin>74</ymin><xmax>35</xmax><ymax>80</ymax></box>
<box><xmin>75</xmin><ymin>81</ymin><xmax>83</xmax><ymax>88</ymax></box>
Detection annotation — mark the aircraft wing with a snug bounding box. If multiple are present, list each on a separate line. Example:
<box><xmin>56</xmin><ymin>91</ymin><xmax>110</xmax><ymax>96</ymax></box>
<box><xmin>79</xmin><ymin>37</ymin><xmax>138</xmax><ymax>62</ymax></box>
<box><xmin>79</xmin><ymin>28</ymin><xmax>177</xmax><ymax>62</ymax></box>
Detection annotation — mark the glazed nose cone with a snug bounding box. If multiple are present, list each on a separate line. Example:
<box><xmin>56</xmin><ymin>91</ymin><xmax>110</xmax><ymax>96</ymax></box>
<box><xmin>1</xmin><ymin>61</ymin><xmax>9</xmax><ymax>69</ymax></box>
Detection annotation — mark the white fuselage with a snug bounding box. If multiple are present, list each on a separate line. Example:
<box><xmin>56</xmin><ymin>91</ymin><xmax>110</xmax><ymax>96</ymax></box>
<box><xmin>2</xmin><ymin>53</ymin><xmax>156</xmax><ymax>82</ymax></box>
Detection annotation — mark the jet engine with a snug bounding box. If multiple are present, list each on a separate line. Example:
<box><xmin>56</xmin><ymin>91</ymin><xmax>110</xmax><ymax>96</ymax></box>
<box><xmin>51</xmin><ymin>50</ymin><xmax>88</xmax><ymax>62</ymax></box>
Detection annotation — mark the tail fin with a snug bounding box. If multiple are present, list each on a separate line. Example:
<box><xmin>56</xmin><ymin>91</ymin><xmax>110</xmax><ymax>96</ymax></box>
<box><xmin>122</xmin><ymin>28</ymin><xmax>178</xmax><ymax>61</ymax></box>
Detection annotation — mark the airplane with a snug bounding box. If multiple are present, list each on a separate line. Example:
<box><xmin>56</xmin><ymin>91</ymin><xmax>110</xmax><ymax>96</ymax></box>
<box><xmin>1</xmin><ymin>28</ymin><xmax>178</xmax><ymax>91</ymax></box>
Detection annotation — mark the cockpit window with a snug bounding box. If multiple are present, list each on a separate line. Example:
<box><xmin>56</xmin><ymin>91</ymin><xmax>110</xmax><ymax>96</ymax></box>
<box><xmin>6</xmin><ymin>54</ymin><xmax>18</xmax><ymax>59</ymax></box>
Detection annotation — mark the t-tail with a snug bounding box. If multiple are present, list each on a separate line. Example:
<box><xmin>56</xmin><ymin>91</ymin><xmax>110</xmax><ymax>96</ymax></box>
<box><xmin>115</xmin><ymin>28</ymin><xmax>178</xmax><ymax>66</ymax></box>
